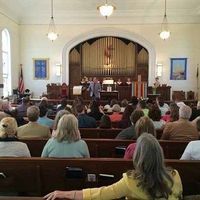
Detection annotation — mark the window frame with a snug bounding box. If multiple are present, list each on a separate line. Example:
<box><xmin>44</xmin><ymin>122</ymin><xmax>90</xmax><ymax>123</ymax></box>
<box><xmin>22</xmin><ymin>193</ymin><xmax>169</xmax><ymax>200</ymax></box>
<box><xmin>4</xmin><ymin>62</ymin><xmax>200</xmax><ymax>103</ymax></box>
<box><xmin>2</xmin><ymin>28</ymin><xmax>11</xmax><ymax>97</ymax></box>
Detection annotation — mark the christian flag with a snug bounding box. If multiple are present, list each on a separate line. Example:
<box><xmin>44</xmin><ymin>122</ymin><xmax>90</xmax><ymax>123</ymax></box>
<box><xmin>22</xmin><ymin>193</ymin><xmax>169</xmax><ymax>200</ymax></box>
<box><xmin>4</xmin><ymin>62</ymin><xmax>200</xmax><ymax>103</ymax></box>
<box><xmin>18</xmin><ymin>64</ymin><xmax>24</xmax><ymax>94</ymax></box>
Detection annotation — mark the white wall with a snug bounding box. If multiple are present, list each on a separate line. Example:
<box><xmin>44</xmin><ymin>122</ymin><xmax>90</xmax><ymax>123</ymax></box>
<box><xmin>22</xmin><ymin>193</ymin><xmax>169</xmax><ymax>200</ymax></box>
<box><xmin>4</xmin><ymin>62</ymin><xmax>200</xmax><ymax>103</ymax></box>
<box><xmin>0</xmin><ymin>15</ymin><xmax>19</xmax><ymax>97</ymax></box>
<box><xmin>20</xmin><ymin>24</ymin><xmax>200</xmax><ymax>99</ymax></box>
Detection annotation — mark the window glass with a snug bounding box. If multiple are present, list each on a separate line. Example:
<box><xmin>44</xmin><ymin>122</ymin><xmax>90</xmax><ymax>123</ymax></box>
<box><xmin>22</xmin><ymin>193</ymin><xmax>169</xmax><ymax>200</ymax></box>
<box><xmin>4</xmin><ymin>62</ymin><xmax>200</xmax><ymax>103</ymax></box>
<box><xmin>2</xmin><ymin>29</ymin><xmax>11</xmax><ymax>97</ymax></box>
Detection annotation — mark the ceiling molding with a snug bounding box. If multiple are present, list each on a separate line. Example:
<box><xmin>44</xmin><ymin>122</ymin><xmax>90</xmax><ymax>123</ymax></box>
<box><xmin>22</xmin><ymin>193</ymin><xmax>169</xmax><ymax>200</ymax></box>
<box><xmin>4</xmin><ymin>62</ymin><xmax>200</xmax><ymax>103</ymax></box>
<box><xmin>19</xmin><ymin>15</ymin><xmax>200</xmax><ymax>25</ymax></box>
<box><xmin>1</xmin><ymin>0</ymin><xmax>200</xmax><ymax>25</ymax></box>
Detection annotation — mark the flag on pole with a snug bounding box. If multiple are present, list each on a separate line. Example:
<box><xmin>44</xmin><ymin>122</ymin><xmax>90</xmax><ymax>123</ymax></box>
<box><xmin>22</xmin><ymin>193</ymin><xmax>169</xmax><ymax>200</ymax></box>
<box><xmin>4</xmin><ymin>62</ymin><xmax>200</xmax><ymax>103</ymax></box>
<box><xmin>197</xmin><ymin>64</ymin><xmax>199</xmax><ymax>78</ymax></box>
<box><xmin>18</xmin><ymin>64</ymin><xmax>24</xmax><ymax>94</ymax></box>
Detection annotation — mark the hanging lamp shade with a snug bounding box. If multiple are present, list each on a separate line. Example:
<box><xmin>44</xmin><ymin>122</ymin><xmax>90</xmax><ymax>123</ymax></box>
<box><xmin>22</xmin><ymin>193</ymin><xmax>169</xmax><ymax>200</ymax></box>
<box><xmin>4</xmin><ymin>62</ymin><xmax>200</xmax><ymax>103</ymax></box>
<box><xmin>47</xmin><ymin>0</ymin><xmax>58</xmax><ymax>42</ymax></box>
<box><xmin>159</xmin><ymin>0</ymin><xmax>170</xmax><ymax>40</ymax></box>
<box><xmin>97</xmin><ymin>0</ymin><xmax>116</xmax><ymax>19</ymax></box>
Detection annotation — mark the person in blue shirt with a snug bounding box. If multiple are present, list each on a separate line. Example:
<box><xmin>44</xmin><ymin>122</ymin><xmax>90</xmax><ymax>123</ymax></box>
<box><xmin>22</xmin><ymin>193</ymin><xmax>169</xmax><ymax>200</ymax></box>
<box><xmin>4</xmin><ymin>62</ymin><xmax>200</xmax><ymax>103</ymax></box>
<box><xmin>37</xmin><ymin>106</ymin><xmax>54</xmax><ymax>129</ymax></box>
<box><xmin>76</xmin><ymin>104</ymin><xmax>97</xmax><ymax>128</ymax></box>
<box><xmin>41</xmin><ymin>114</ymin><xmax>90</xmax><ymax>158</ymax></box>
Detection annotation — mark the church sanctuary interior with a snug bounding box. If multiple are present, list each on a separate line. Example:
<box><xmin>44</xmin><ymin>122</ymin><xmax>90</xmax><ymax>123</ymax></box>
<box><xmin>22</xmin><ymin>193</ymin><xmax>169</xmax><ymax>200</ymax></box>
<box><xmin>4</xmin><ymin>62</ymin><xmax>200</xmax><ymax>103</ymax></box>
<box><xmin>0</xmin><ymin>0</ymin><xmax>200</xmax><ymax>199</ymax></box>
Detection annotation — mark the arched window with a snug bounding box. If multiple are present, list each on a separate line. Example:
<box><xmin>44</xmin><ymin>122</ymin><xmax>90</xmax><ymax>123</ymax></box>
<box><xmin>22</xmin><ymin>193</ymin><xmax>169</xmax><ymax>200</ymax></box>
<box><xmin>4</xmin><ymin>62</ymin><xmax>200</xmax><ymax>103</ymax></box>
<box><xmin>2</xmin><ymin>29</ymin><xmax>11</xmax><ymax>97</ymax></box>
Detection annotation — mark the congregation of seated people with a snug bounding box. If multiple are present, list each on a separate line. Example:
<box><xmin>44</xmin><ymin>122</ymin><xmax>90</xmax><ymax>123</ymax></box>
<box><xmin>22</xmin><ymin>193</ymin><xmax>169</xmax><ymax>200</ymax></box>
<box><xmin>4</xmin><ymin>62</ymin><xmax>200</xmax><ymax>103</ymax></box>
<box><xmin>0</xmin><ymin>95</ymin><xmax>200</xmax><ymax>199</ymax></box>
<box><xmin>0</xmin><ymin>96</ymin><xmax>199</xmax><ymax>154</ymax></box>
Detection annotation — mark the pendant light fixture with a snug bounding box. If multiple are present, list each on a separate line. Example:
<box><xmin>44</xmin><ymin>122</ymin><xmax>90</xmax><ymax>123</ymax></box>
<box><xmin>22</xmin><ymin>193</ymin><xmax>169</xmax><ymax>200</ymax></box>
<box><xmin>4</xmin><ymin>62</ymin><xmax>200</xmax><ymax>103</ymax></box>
<box><xmin>47</xmin><ymin>0</ymin><xmax>58</xmax><ymax>42</ymax></box>
<box><xmin>159</xmin><ymin>0</ymin><xmax>170</xmax><ymax>40</ymax></box>
<box><xmin>97</xmin><ymin>0</ymin><xmax>116</xmax><ymax>19</ymax></box>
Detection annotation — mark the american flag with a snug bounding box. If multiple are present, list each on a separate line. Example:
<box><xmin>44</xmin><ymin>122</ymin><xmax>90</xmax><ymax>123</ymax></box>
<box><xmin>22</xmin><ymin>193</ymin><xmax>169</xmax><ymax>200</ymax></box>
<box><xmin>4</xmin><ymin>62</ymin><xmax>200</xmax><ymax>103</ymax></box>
<box><xmin>18</xmin><ymin>64</ymin><xmax>24</xmax><ymax>94</ymax></box>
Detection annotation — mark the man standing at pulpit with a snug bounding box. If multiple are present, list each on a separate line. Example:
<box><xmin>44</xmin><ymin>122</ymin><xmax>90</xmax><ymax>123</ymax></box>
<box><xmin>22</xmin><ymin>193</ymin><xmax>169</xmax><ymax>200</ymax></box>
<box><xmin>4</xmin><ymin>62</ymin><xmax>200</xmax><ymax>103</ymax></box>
<box><xmin>88</xmin><ymin>77</ymin><xmax>101</xmax><ymax>99</ymax></box>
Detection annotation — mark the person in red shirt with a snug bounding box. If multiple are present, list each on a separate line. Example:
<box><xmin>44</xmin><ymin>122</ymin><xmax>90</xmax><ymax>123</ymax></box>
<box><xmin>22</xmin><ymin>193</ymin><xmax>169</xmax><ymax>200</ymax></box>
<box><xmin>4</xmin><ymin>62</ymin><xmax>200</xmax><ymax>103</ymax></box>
<box><xmin>109</xmin><ymin>104</ymin><xmax>122</xmax><ymax>122</ymax></box>
<box><xmin>124</xmin><ymin>116</ymin><xmax>156</xmax><ymax>159</ymax></box>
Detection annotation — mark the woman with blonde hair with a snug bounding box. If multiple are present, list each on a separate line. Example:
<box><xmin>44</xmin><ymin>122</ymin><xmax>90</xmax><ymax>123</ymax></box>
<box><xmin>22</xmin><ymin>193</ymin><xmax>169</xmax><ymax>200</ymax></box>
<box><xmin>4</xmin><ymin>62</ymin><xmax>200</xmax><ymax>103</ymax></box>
<box><xmin>0</xmin><ymin>117</ymin><xmax>30</xmax><ymax>157</ymax></box>
<box><xmin>44</xmin><ymin>133</ymin><xmax>182</xmax><ymax>200</ymax></box>
<box><xmin>41</xmin><ymin>114</ymin><xmax>90</xmax><ymax>158</ymax></box>
<box><xmin>124</xmin><ymin>116</ymin><xmax>156</xmax><ymax>159</ymax></box>
<box><xmin>0</xmin><ymin>99</ymin><xmax>11</xmax><ymax>121</ymax></box>
<box><xmin>51</xmin><ymin>110</ymin><xmax>70</xmax><ymax>137</ymax></box>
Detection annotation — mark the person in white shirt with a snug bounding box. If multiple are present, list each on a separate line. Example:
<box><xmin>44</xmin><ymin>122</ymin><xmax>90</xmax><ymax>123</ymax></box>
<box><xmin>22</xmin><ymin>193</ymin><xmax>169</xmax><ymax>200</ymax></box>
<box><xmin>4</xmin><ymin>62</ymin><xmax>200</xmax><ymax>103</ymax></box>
<box><xmin>180</xmin><ymin>141</ymin><xmax>200</xmax><ymax>160</ymax></box>
<box><xmin>180</xmin><ymin>118</ymin><xmax>200</xmax><ymax>160</ymax></box>
<box><xmin>0</xmin><ymin>117</ymin><xmax>31</xmax><ymax>157</ymax></box>
<box><xmin>156</xmin><ymin>97</ymin><xmax>169</xmax><ymax>116</ymax></box>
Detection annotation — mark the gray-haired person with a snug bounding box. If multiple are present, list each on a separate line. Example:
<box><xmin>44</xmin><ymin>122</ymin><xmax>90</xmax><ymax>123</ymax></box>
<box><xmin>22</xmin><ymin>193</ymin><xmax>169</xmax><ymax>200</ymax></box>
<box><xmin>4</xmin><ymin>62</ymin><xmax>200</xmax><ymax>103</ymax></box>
<box><xmin>162</xmin><ymin>105</ymin><xmax>199</xmax><ymax>140</ymax></box>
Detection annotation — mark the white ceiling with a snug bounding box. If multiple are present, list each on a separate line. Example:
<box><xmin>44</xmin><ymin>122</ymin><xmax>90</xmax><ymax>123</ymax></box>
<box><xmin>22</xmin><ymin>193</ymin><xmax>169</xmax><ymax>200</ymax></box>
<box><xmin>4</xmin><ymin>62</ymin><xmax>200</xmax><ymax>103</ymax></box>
<box><xmin>0</xmin><ymin>0</ymin><xmax>200</xmax><ymax>24</ymax></box>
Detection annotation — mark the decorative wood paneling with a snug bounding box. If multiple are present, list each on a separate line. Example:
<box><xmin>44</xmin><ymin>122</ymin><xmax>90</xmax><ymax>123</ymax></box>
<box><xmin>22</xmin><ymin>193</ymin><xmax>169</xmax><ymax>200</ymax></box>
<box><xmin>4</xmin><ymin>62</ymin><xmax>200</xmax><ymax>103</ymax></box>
<box><xmin>138</xmin><ymin>48</ymin><xmax>148</xmax><ymax>67</ymax></box>
<box><xmin>69</xmin><ymin>48</ymin><xmax>80</xmax><ymax>65</ymax></box>
<box><xmin>148</xmin><ymin>86</ymin><xmax>171</xmax><ymax>101</ymax></box>
<box><xmin>69</xmin><ymin>48</ymin><xmax>81</xmax><ymax>98</ymax></box>
<box><xmin>137</xmin><ymin>48</ymin><xmax>148</xmax><ymax>80</ymax></box>
<box><xmin>68</xmin><ymin>36</ymin><xmax>149</xmax><ymax>99</ymax></box>
<box><xmin>81</xmin><ymin>37</ymin><xmax>136</xmax><ymax>76</ymax></box>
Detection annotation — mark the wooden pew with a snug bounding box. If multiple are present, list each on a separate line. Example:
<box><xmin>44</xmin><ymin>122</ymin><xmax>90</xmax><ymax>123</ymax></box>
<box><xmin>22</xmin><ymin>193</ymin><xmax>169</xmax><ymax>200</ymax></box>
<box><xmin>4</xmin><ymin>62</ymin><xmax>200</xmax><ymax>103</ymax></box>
<box><xmin>79</xmin><ymin>128</ymin><xmax>123</xmax><ymax>139</ymax></box>
<box><xmin>21</xmin><ymin>138</ymin><xmax>189</xmax><ymax>159</ymax></box>
<box><xmin>156</xmin><ymin>129</ymin><xmax>163</xmax><ymax>139</ymax></box>
<box><xmin>0</xmin><ymin>198</ymin><xmax>43</xmax><ymax>200</ymax></box>
<box><xmin>21</xmin><ymin>138</ymin><xmax>47</xmax><ymax>157</ymax></box>
<box><xmin>79</xmin><ymin>128</ymin><xmax>164</xmax><ymax>139</ymax></box>
<box><xmin>159</xmin><ymin>140</ymin><xmax>189</xmax><ymax>159</ymax></box>
<box><xmin>0</xmin><ymin>158</ymin><xmax>132</xmax><ymax>196</ymax></box>
<box><xmin>20</xmin><ymin>138</ymin><xmax>131</xmax><ymax>157</ymax></box>
<box><xmin>86</xmin><ymin>139</ymin><xmax>189</xmax><ymax>159</ymax></box>
<box><xmin>0</xmin><ymin>161</ymin><xmax>41</xmax><ymax>195</ymax></box>
<box><xmin>0</xmin><ymin>158</ymin><xmax>199</xmax><ymax>196</ymax></box>
<box><xmin>1</xmin><ymin>196</ymin><xmax>199</xmax><ymax>200</ymax></box>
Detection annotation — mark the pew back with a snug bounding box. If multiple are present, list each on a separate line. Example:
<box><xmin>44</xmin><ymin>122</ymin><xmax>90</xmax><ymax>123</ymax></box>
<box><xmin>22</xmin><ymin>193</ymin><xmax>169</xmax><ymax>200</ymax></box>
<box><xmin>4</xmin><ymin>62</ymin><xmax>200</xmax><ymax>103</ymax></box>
<box><xmin>21</xmin><ymin>138</ymin><xmax>189</xmax><ymax>159</ymax></box>
<box><xmin>79</xmin><ymin>128</ymin><xmax>164</xmax><ymax>139</ymax></box>
<box><xmin>79</xmin><ymin>128</ymin><xmax>122</xmax><ymax>138</ymax></box>
<box><xmin>0</xmin><ymin>158</ymin><xmax>199</xmax><ymax>196</ymax></box>
<box><xmin>0</xmin><ymin>161</ymin><xmax>41</xmax><ymax>195</ymax></box>
<box><xmin>0</xmin><ymin>198</ymin><xmax>43</xmax><ymax>200</ymax></box>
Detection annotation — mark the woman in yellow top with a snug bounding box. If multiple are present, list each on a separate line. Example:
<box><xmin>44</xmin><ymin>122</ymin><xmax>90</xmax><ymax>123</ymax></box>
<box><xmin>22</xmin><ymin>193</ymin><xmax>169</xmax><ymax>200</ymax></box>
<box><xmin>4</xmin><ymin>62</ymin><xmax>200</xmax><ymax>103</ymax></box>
<box><xmin>44</xmin><ymin>133</ymin><xmax>183</xmax><ymax>200</ymax></box>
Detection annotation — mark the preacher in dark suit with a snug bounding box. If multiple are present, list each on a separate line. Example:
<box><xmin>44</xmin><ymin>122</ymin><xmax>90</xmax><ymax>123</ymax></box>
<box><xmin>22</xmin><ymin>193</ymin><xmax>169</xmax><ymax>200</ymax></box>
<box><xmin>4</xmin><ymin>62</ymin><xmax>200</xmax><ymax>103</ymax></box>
<box><xmin>88</xmin><ymin>77</ymin><xmax>101</xmax><ymax>99</ymax></box>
